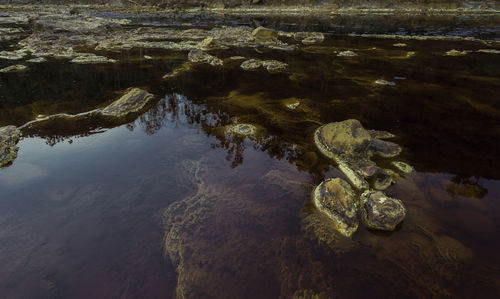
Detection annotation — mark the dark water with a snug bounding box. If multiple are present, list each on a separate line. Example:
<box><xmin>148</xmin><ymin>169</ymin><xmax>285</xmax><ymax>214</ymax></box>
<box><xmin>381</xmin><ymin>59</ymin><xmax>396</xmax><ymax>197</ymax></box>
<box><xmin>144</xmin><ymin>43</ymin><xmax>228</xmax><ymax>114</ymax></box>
<box><xmin>1</xmin><ymin>13</ymin><xmax>500</xmax><ymax>299</ymax></box>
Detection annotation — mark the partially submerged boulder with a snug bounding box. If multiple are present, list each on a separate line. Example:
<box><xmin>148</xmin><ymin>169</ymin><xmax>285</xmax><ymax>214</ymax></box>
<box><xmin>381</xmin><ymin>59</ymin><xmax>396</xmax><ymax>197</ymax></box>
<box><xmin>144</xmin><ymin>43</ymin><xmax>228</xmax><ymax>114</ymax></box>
<box><xmin>313</xmin><ymin>178</ymin><xmax>359</xmax><ymax>237</ymax></box>
<box><xmin>251</xmin><ymin>26</ymin><xmax>277</xmax><ymax>40</ymax></box>
<box><xmin>314</xmin><ymin>119</ymin><xmax>372</xmax><ymax>162</ymax></box>
<box><xmin>101</xmin><ymin>88</ymin><xmax>154</xmax><ymax>118</ymax></box>
<box><xmin>0</xmin><ymin>126</ymin><xmax>21</xmax><ymax>168</ymax></box>
<box><xmin>188</xmin><ymin>49</ymin><xmax>223</xmax><ymax>66</ymax></box>
<box><xmin>361</xmin><ymin>191</ymin><xmax>406</xmax><ymax>231</ymax></box>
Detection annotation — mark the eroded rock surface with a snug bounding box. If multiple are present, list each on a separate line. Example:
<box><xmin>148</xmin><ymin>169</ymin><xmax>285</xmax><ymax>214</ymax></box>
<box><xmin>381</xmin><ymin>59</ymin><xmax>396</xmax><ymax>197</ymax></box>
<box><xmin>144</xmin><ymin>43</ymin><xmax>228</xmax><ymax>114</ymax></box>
<box><xmin>101</xmin><ymin>88</ymin><xmax>154</xmax><ymax>118</ymax></box>
<box><xmin>0</xmin><ymin>126</ymin><xmax>21</xmax><ymax>168</ymax></box>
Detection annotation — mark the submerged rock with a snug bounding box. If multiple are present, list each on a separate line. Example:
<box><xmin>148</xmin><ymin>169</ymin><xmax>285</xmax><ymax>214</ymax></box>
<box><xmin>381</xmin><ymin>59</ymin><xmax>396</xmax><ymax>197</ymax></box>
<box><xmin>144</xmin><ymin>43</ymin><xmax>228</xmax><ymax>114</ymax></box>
<box><xmin>0</xmin><ymin>126</ymin><xmax>21</xmax><ymax>168</ymax></box>
<box><xmin>226</xmin><ymin>123</ymin><xmax>257</xmax><ymax>136</ymax></box>
<box><xmin>393</xmin><ymin>43</ymin><xmax>407</xmax><ymax>47</ymax></box>
<box><xmin>188</xmin><ymin>49</ymin><xmax>223</xmax><ymax>66</ymax></box>
<box><xmin>101</xmin><ymin>88</ymin><xmax>154</xmax><ymax>118</ymax></box>
<box><xmin>240</xmin><ymin>58</ymin><xmax>262</xmax><ymax>70</ymax></box>
<box><xmin>0</xmin><ymin>64</ymin><xmax>28</xmax><ymax>73</ymax></box>
<box><xmin>361</xmin><ymin>191</ymin><xmax>406</xmax><ymax>231</ymax></box>
<box><xmin>313</xmin><ymin>178</ymin><xmax>359</xmax><ymax>237</ymax></box>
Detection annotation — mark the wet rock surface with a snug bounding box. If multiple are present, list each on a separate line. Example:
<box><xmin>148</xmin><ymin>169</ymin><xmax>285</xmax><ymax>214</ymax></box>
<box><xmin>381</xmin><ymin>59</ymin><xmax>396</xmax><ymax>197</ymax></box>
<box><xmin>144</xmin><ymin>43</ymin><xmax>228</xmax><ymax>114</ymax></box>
<box><xmin>313</xmin><ymin>178</ymin><xmax>359</xmax><ymax>237</ymax></box>
<box><xmin>0</xmin><ymin>126</ymin><xmax>20</xmax><ymax>168</ymax></box>
<box><xmin>187</xmin><ymin>49</ymin><xmax>223</xmax><ymax>66</ymax></box>
<box><xmin>101</xmin><ymin>88</ymin><xmax>154</xmax><ymax>118</ymax></box>
<box><xmin>361</xmin><ymin>191</ymin><xmax>406</xmax><ymax>231</ymax></box>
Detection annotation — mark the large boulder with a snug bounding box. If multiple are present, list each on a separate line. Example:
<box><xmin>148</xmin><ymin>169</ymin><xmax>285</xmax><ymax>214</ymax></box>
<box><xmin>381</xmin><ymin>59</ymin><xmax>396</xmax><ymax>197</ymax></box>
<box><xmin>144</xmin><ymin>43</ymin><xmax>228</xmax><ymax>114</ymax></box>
<box><xmin>101</xmin><ymin>88</ymin><xmax>154</xmax><ymax>118</ymax></box>
<box><xmin>0</xmin><ymin>126</ymin><xmax>21</xmax><ymax>168</ymax></box>
<box><xmin>361</xmin><ymin>191</ymin><xmax>406</xmax><ymax>231</ymax></box>
<box><xmin>313</xmin><ymin>178</ymin><xmax>359</xmax><ymax>237</ymax></box>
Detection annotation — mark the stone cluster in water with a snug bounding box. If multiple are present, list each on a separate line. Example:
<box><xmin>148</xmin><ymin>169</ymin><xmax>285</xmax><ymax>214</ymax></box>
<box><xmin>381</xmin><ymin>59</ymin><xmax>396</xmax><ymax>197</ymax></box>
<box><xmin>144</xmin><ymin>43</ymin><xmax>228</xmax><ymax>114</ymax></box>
<box><xmin>313</xmin><ymin>119</ymin><xmax>409</xmax><ymax>236</ymax></box>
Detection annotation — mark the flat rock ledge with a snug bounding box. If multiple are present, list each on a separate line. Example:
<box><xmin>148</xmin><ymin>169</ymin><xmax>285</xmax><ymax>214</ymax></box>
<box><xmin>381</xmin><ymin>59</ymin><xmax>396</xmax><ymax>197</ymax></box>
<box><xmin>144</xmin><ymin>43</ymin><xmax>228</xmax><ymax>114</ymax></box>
<box><xmin>0</xmin><ymin>126</ymin><xmax>21</xmax><ymax>168</ymax></box>
<box><xmin>101</xmin><ymin>88</ymin><xmax>154</xmax><ymax>118</ymax></box>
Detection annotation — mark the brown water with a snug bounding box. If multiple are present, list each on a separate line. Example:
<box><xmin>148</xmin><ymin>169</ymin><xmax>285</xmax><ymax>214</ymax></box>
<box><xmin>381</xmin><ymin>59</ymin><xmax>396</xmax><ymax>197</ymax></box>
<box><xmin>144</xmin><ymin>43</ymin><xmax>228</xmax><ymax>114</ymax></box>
<box><xmin>0</xmin><ymin>13</ymin><xmax>500</xmax><ymax>299</ymax></box>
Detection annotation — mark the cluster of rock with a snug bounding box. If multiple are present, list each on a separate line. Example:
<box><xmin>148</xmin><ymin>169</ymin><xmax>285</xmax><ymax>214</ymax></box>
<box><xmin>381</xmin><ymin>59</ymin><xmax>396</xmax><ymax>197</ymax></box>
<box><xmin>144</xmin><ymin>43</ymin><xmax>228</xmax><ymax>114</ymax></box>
<box><xmin>313</xmin><ymin>119</ymin><xmax>409</xmax><ymax>236</ymax></box>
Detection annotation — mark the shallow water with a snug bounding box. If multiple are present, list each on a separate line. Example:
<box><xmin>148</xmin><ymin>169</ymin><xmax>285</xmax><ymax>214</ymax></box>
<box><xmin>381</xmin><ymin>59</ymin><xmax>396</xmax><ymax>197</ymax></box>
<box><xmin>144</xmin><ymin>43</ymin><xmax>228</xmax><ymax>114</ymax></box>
<box><xmin>1</xmin><ymin>11</ymin><xmax>500</xmax><ymax>298</ymax></box>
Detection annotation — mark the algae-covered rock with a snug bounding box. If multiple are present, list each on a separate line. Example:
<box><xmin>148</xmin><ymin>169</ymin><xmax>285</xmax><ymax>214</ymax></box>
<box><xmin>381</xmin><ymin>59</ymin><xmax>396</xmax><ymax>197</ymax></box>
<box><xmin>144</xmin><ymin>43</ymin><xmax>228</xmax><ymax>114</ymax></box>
<box><xmin>313</xmin><ymin>178</ymin><xmax>359</xmax><ymax>237</ymax></box>
<box><xmin>251</xmin><ymin>26</ymin><xmax>277</xmax><ymax>40</ymax></box>
<box><xmin>0</xmin><ymin>64</ymin><xmax>28</xmax><ymax>73</ymax></box>
<box><xmin>101</xmin><ymin>88</ymin><xmax>154</xmax><ymax>118</ymax></box>
<box><xmin>361</xmin><ymin>191</ymin><xmax>406</xmax><ymax>231</ymax></box>
<box><xmin>188</xmin><ymin>49</ymin><xmax>223</xmax><ymax>66</ymax></box>
<box><xmin>314</xmin><ymin>119</ymin><xmax>372</xmax><ymax>162</ymax></box>
<box><xmin>0</xmin><ymin>126</ymin><xmax>21</xmax><ymax>168</ymax></box>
